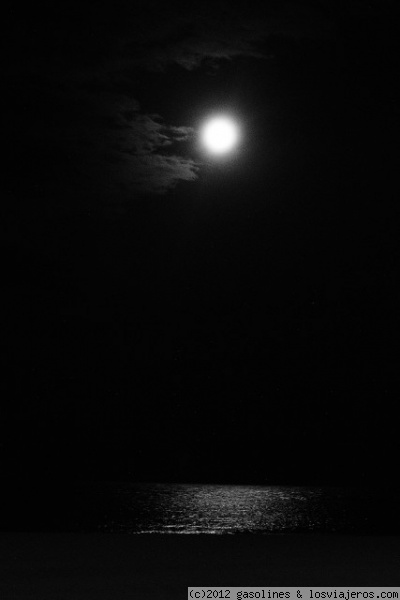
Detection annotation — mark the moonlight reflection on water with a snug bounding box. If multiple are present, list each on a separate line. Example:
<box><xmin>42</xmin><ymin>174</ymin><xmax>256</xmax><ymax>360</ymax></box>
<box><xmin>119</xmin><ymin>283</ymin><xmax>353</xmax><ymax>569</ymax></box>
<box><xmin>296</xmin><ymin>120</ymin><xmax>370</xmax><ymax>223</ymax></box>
<box><xmin>97</xmin><ymin>483</ymin><xmax>358</xmax><ymax>534</ymax></box>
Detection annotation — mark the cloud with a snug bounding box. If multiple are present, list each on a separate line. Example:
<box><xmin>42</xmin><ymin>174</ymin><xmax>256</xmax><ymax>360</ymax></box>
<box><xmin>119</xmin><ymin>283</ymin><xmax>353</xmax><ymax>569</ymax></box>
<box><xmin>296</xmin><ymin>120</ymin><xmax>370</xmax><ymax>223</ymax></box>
<box><xmin>89</xmin><ymin>94</ymin><xmax>199</xmax><ymax>195</ymax></box>
<box><xmin>5</xmin><ymin>0</ymin><xmax>334</xmax><ymax>201</ymax></box>
<box><xmin>10</xmin><ymin>79</ymin><xmax>199</xmax><ymax>197</ymax></box>
<box><xmin>89</xmin><ymin>98</ymin><xmax>199</xmax><ymax>194</ymax></box>
<box><xmin>108</xmin><ymin>1</ymin><xmax>333</xmax><ymax>71</ymax></box>
<box><xmin>125</xmin><ymin>154</ymin><xmax>200</xmax><ymax>195</ymax></box>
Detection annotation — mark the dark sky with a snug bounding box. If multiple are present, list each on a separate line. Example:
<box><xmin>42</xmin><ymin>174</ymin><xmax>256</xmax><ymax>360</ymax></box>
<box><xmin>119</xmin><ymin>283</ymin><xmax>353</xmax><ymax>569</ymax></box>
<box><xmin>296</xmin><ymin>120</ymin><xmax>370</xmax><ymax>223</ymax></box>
<box><xmin>2</xmin><ymin>0</ymin><xmax>399</xmax><ymax>486</ymax></box>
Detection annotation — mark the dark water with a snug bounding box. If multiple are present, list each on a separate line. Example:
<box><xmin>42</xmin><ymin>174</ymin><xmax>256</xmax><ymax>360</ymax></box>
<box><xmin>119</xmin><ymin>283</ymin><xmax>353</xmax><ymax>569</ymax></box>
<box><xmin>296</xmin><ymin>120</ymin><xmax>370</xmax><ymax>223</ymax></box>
<box><xmin>2</xmin><ymin>482</ymin><xmax>400</xmax><ymax>534</ymax></box>
<box><xmin>65</xmin><ymin>483</ymin><xmax>400</xmax><ymax>534</ymax></box>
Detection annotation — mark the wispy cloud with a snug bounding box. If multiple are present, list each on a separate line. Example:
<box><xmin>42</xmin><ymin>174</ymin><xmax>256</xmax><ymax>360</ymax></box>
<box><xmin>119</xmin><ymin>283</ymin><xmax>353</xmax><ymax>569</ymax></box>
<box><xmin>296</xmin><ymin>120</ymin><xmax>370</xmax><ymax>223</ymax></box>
<box><xmin>5</xmin><ymin>0</ymin><xmax>334</xmax><ymax>200</ymax></box>
<box><xmin>92</xmin><ymin>97</ymin><xmax>199</xmax><ymax>194</ymax></box>
<box><xmin>109</xmin><ymin>1</ymin><xmax>332</xmax><ymax>71</ymax></box>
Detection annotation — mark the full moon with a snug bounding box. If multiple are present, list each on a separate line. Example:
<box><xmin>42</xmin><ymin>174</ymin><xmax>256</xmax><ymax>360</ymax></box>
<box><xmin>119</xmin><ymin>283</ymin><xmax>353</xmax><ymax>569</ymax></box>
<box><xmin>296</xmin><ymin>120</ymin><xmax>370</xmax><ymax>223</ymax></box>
<box><xmin>202</xmin><ymin>117</ymin><xmax>239</xmax><ymax>154</ymax></box>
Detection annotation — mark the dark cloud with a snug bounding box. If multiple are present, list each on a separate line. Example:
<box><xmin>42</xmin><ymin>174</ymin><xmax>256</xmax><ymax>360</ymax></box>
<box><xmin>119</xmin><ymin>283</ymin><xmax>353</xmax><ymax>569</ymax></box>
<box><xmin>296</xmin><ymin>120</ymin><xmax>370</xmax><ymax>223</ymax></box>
<box><xmin>4</xmin><ymin>0</ymin><xmax>334</xmax><ymax>200</ymax></box>
<box><xmin>125</xmin><ymin>154</ymin><xmax>199</xmax><ymax>195</ymax></box>
<box><xmin>86</xmin><ymin>95</ymin><xmax>199</xmax><ymax>194</ymax></box>
<box><xmin>7</xmin><ymin>75</ymin><xmax>198</xmax><ymax>197</ymax></box>
<box><xmin>94</xmin><ymin>1</ymin><xmax>333</xmax><ymax>72</ymax></box>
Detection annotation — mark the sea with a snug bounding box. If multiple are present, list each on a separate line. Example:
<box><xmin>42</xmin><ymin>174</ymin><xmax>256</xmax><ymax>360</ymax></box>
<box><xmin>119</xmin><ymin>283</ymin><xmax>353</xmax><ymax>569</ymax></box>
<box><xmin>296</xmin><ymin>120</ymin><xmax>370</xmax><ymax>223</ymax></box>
<box><xmin>8</xmin><ymin>481</ymin><xmax>397</xmax><ymax>535</ymax></box>
<box><xmin>38</xmin><ymin>482</ymin><xmax>400</xmax><ymax>535</ymax></box>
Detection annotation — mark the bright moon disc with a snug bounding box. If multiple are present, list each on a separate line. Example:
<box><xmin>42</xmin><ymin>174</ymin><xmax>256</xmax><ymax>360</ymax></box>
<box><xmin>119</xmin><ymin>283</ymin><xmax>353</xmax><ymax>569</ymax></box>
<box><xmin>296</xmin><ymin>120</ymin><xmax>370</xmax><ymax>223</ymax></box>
<box><xmin>202</xmin><ymin>117</ymin><xmax>238</xmax><ymax>154</ymax></box>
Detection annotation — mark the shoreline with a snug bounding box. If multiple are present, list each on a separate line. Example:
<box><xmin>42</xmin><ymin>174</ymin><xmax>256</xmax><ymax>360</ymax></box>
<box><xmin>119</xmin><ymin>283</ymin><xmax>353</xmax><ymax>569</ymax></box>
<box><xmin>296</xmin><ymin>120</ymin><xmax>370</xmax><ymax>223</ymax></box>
<box><xmin>1</xmin><ymin>533</ymin><xmax>399</xmax><ymax>599</ymax></box>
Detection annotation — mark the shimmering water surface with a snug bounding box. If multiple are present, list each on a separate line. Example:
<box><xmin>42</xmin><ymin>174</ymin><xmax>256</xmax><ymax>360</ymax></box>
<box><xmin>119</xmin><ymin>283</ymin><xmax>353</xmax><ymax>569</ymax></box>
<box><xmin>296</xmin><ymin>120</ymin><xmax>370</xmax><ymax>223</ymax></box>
<box><xmin>76</xmin><ymin>483</ymin><xmax>399</xmax><ymax>534</ymax></box>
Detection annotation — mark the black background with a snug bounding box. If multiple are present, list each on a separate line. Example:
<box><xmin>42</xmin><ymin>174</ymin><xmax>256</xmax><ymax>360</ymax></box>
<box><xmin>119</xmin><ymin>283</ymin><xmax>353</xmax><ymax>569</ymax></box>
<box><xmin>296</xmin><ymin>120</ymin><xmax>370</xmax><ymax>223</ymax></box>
<box><xmin>1</xmin><ymin>1</ymin><xmax>399</xmax><ymax>490</ymax></box>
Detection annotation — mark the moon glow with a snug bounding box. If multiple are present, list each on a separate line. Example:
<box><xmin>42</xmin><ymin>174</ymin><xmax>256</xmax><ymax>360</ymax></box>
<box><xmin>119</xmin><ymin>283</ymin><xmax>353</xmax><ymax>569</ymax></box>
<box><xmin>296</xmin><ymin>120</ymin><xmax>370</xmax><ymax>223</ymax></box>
<box><xmin>202</xmin><ymin>117</ymin><xmax>239</xmax><ymax>154</ymax></box>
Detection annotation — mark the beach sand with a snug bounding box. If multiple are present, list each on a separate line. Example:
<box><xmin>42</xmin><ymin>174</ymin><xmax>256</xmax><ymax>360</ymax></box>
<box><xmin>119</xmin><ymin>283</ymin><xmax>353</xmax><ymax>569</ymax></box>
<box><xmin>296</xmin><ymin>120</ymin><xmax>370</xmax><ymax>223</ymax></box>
<box><xmin>0</xmin><ymin>533</ymin><xmax>399</xmax><ymax>599</ymax></box>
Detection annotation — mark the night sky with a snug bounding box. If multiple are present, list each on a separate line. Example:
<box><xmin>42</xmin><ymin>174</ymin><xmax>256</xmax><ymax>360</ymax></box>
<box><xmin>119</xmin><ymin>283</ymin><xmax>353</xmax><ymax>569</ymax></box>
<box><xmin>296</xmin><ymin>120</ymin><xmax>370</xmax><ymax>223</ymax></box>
<box><xmin>2</xmin><ymin>0</ymin><xmax>399</xmax><ymax>487</ymax></box>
